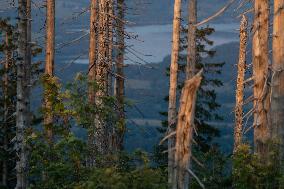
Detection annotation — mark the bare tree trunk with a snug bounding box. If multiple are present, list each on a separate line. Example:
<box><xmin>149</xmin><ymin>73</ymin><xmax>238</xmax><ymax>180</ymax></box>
<box><xmin>26</xmin><ymin>0</ymin><xmax>31</xmax><ymax>128</ymax></box>
<box><xmin>16</xmin><ymin>0</ymin><xmax>29</xmax><ymax>188</ymax></box>
<box><xmin>87</xmin><ymin>0</ymin><xmax>97</xmax><ymax>167</ymax></box>
<box><xmin>2</xmin><ymin>30</ymin><xmax>12</xmax><ymax>189</ymax></box>
<box><xmin>115</xmin><ymin>0</ymin><xmax>125</xmax><ymax>151</ymax></box>
<box><xmin>172</xmin><ymin>71</ymin><xmax>202</xmax><ymax>189</ymax></box>
<box><xmin>95</xmin><ymin>0</ymin><xmax>111</xmax><ymax>155</ymax></box>
<box><xmin>168</xmin><ymin>0</ymin><xmax>182</xmax><ymax>186</ymax></box>
<box><xmin>234</xmin><ymin>15</ymin><xmax>248</xmax><ymax>153</ymax></box>
<box><xmin>252</xmin><ymin>0</ymin><xmax>270</xmax><ymax>160</ymax></box>
<box><xmin>271</xmin><ymin>0</ymin><xmax>284</xmax><ymax>172</ymax></box>
<box><xmin>44</xmin><ymin>0</ymin><xmax>55</xmax><ymax>144</ymax></box>
<box><xmin>107</xmin><ymin>0</ymin><xmax>113</xmax><ymax>96</ymax></box>
<box><xmin>186</xmin><ymin>0</ymin><xmax>197</xmax><ymax>80</ymax></box>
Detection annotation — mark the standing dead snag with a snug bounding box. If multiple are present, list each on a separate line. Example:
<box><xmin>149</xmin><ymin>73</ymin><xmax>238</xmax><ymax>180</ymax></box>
<box><xmin>95</xmin><ymin>0</ymin><xmax>112</xmax><ymax>155</ymax></box>
<box><xmin>115</xmin><ymin>0</ymin><xmax>126</xmax><ymax>151</ymax></box>
<box><xmin>168</xmin><ymin>0</ymin><xmax>182</xmax><ymax>186</ymax></box>
<box><xmin>186</xmin><ymin>0</ymin><xmax>197</xmax><ymax>80</ymax></box>
<box><xmin>234</xmin><ymin>15</ymin><xmax>248</xmax><ymax>153</ymax></box>
<box><xmin>271</xmin><ymin>0</ymin><xmax>284</xmax><ymax>172</ymax></box>
<box><xmin>44</xmin><ymin>0</ymin><xmax>55</xmax><ymax>144</ymax></box>
<box><xmin>172</xmin><ymin>70</ymin><xmax>203</xmax><ymax>189</ymax></box>
<box><xmin>16</xmin><ymin>0</ymin><xmax>29</xmax><ymax>188</ymax></box>
<box><xmin>87</xmin><ymin>0</ymin><xmax>97</xmax><ymax>167</ymax></box>
<box><xmin>252</xmin><ymin>0</ymin><xmax>270</xmax><ymax>159</ymax></box>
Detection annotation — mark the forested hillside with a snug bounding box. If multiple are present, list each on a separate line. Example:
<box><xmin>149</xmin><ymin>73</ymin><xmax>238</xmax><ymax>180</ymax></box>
<box><xmin>1</xmin><ymin>0</ymin><xmax>284</xmax><ymax>189</ymax></box>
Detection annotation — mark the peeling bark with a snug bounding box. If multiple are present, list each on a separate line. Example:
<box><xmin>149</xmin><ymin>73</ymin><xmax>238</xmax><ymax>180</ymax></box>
<box><xmin>234</xmin><ymin>15</ymin><xmax>248</xmax><ymax>153</ymax></box>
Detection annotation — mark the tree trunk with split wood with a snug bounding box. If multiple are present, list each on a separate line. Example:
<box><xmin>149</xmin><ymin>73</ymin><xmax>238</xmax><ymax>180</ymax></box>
<box><xmin>252</xmin><ymin>0</ymin><xmax>270</xmax><ymax>160</ymax></box>
<box><xmin>172</xmin><ymin>71</ymin><xmax>202</xmax><ymax>189</ymax></box>
<box><xmin>271</xmin><ymin>0</ymin><xmax>284</xmax><ymax>172</ymax></box>
<box><xmin>234</xmin><ymin>15</ymin><xmax>248</xmax><ymax>153</ymax></box>
<box><xmin>168</xmin><ymin>0</ymin><xmax>182</xmax><ymax>186</ymax></box>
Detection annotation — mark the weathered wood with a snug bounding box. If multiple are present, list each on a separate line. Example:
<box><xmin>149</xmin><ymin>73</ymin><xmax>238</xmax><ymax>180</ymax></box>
<box><xmin>172</xmin><ymin>70</ymin><xmax>202</xmax><ymax>189</ymax></box>
<box><xmin>234</xmin><ymin>15</ymin><xmax>248</xmax><ymax>153</ymax></box>
<box><xmin>271</xmin><ymin>0</ymin><xmax>284</xmax><ymax>172</ymax></box>
<box><xmin>115</xmin><ymin>0</ymin><xmax>126</xmax><ymax>151</ymax></box>
<box><xmin>186</xmin><ymin>0</ymin><xmax>197</xmax><ymax>80</ymax></box>
<box><xmin>252</xmin><ymin>0</ymin><xmax>270</xmax><ymax>159</ymax></box>
<box><xmin>168</xmin><ymin>0</ymin><xmax>182</xmax><ymax>186</ymax></box>
<box><xmin>44</xmin><ymin>0</ymin><xmax>55</xmax><ymax>144</ymax></box>
<box><xmin>16</xmin><ymin>0</ymin><xmax>29</xmax><ymax>188</ymax></box>
<box><xmin>87</xmin><ymin>0</ymin><xmax>98</xmax><ymax>167</ymax></box>
<box><xmin>95</xmin><ymin>0</ymin><xmax>111</xmax><ymax>155</ymax></box>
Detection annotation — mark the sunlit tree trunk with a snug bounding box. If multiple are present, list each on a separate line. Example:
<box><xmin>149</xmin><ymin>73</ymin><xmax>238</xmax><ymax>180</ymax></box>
<box><xmin>234</xmin><ymin>15</ymin><xmax>248</xmax><ymax>153</ymax></box>
<box><xmin>87</xmin><ymin>0</ymin><xmax>97</xmax><ymax>167</ymax></box>
<box><xmin>16</xmin><ymin>0</ymin><xmax>29</xmax><ymax>188</ymax></box>
<box><xmin>44</xmin><ymin>0</ymin><xmax>55</xmax><ymax>144</ymax></box>
<box><xmin>271</xmin><ymin>0</ymin><xmax>284</xmax><ymax>172</ymax></box>
<box><xmin>115</xmin><ymin>0</ymin><xmax>125</xmax><ymax>151</ymax></box>
<box><xmin>252</xmin><ymin>0</ymin><xmax>270</xmax><ymax>160</ymax></box>
<box><xmin>186</xmin><ymin>0</ymin><xmax>197</xmax><ymax>80</ymax></box>
<box><xmin>173</xmin><ymin>71</ymin><xmax>202</xmax><ymax>189</ymax></box>
<box><xmin>168</xmin><ymin>0</ymin><xmax>182</xmax><ymax>186</ymax></box>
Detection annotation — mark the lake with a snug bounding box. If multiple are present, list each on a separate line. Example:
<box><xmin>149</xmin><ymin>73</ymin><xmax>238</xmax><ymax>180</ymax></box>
<box><xmin>72</xmin><ymin>23</ymin><xmax>239</xmax><ymax>65</ymax></box>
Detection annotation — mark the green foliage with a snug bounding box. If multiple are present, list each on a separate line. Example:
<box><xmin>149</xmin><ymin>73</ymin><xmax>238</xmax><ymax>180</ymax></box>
<box><xmin>83</xmin><ymin>152</ymin><xmax>167</xmax><ymax>189</ymax></box>
<box><xmin>233</xmin><ymin>144</ymin><xmax>282</xmax><ymax>189</ymax></box>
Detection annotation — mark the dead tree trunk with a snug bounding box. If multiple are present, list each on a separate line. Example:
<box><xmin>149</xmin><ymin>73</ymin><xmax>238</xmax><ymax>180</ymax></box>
<box><xmin>107</xmin><ymin>0</ymin><xmax>113</xmax><ymax>96</ymax></box>
<box><xmin>2</xmin><ymin>30</ymin><xmax>12</xmax><ymax>189</ymax></box>
<box><xmin>271</xmin><ymin>0</ymin><xmax>284</xmax><ymax>172</ymax></box>
<box><xmin>87</xmin><ymin>0</ymin><xmax>97</xmax><ymax>167</ymax></box>
<box><xmin>95</xmin><ymin>0</ymin><xmax>111</xmax><ymax>155</ymax></box>
<box><xmin>168</xmin><ymin>0</ymin><xmax>182</xmax><ymax>186</ymax></box>
<box><xmin>16</xmin><ymin>0</ymin><xmax>29</xmax><ymax>188</ymax></box>
<box><xmin>186</xmin><ymin>0</ymin><xmax>197</xmax><ymax>80</ymax></box>
<box><xmin>172</xmin><ymin>71</ymin><xmax>202</xmax><ymax>189</ymax></box>
<box><xmin>234</xmin><ymin>15</ymin><xmax>248</xmax><ymax>153</ymax></box>
<box><xmin>115</xmin><ymin>0</ymin><xmax>125</xmax><ymax>151</ymax></box>
<box><xmin>252</xmin><ymin>0</ymin><xmax>270</xmax><ymax>159</ymax></box>
<box><xmin>44</xmin><ymin>0</ymin><xmax>55</xmax><ymax>144</ymax></box>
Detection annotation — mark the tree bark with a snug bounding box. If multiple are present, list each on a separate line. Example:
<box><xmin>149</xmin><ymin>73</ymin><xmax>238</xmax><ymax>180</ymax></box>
<box><xmin>44</xmin><ymin>0</ymin><xmax>55</xmax><ymax>144</ymax></box>
<box><xmin>168</xmin><ymin>0</ymin><xmax>182</xmax><ymax>186</ymax></box>
<box><xmin>16</xmin><ymin>0</ymin><xmax>29</xmax><ymax>188</ymax></box>
<box><xmin>95</xmin><ymin>0</ymin><xmax>111</xmax><ymax>155</ymax></box>
<box><xmin>87</xmin><ymin>0</ymin><xmax>97</xmax><ymax>167</ymax></box>
<box><xmin>2</xmin><ymin>30</ymin><xmax>12</xmax><ymax>189</ymax></box>
<box><xmin>271</xmin><ymin>0</ymin><xmax>284</xmax><ymax>172</ymax></box>
<box><xmin>172</xmin><ymin>71</ymin><xmax>202</xmax><ymax>189</ymax></box>
<box><xmin>252</xmin><ymin>0</ymin><xmax>270</xmax><ymax>160</ymax></box>
<box><xmin>234</xmin><ymin>15</ymin><xmax>248</xmax><ymax>153</ymax></box>
<box><xmin>115</xmin><ymin>0</ymin><xmax>125</xmax><ymax>151</ymax></box>
<box><xmin>186</xmin><ymin>0</ymin><xmax>197</xmax><ymax>80</ymax></box>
